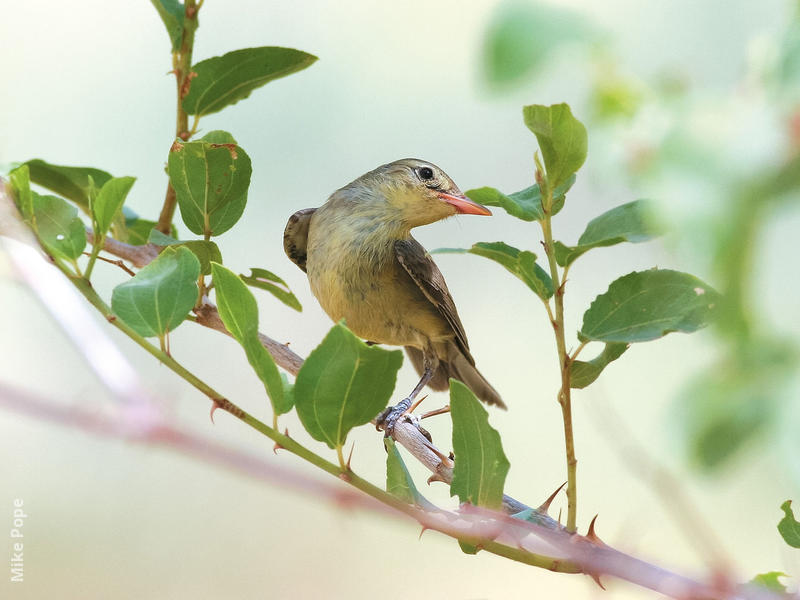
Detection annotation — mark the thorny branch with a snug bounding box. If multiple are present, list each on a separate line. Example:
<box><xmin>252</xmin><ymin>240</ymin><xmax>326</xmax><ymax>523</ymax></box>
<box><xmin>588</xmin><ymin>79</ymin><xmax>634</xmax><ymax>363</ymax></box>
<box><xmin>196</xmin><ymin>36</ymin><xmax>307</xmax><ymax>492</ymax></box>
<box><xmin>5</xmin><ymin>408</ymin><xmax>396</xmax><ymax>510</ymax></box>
<box><xmin>0</xmin><ymin>181</ymin><xmax>788</xmax><ymax>600</ymax></box>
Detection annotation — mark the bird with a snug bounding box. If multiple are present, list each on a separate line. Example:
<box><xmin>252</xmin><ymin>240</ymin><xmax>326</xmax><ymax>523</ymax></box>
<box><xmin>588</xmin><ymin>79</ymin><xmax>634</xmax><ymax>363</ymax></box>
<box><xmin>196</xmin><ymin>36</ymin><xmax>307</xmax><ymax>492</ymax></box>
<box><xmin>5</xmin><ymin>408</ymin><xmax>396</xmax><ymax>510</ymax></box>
<box><xmin>283</xmin><ymin>158</ymin><xmax>506</xmax><ymax>434</ymax></box>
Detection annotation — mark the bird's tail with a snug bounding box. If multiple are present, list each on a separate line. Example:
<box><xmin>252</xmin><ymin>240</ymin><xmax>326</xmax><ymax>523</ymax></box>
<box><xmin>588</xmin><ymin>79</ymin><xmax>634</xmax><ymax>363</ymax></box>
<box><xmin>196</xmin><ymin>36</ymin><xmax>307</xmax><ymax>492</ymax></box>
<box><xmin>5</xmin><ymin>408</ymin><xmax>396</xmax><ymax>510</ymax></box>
<box><xmin>404</xmin><ymin>346</ymin><xmax>506</xmax><ymax>409</ymax></box>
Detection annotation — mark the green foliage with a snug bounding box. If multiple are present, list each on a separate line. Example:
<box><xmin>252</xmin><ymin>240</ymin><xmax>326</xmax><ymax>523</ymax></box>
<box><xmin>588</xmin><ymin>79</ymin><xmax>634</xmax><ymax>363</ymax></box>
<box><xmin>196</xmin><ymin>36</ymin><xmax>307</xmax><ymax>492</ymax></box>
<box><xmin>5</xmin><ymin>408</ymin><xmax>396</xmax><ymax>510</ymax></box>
<box><xmin>211</xmin><ymin>263</ymin><xmax>289</xmax><ymax>415</ymax></box>
<box><xmin>523</xmin><ymin>103</ymin><xmax>587</xmax><ymax>191</ymax></box>
<box><xmin>111</xmin><ymin>246</ymin><xmax>199</xmax><ymax>338</ymax></box>
<box><xmin>293</xmin><ymin>323</ymin><xmax>403</xmax><ymax>450</ymax></box>
<box><xmin>149</xmin><ymin>0</ymin><xmax>185</xmax><ymax>51</ymax></box>
<box><xmin>554</xmin><ymin>200</ymin><xmax>663</xmax><ymax>266</ymax></box>
<box><xmin>384</xmin><ymin>438</ymin><xmax>433</xmax><ymax>508</ymax></box>
<box><xmin>199</xmin><ymin>130</ymin><xmax>238</xmax><ymax>145</ymax></box>
<box><xmin>580</xmin><ymin>270</ymin><xmax>720</xmax><ymax>343</ymax></box>
<box><xmin>450</xmin><ymin>380</ymin><xmax>509</xmax><ymax>509</ymax></box>
<box><xmin>466</xmin><ymin>174</ymin><xmax>575</xmax><ymax>222</ymax></box>
<box><xmin>9</xmin><ymin>164</ymin><xmax>33</xmax><ymax>221</ymax></box>
<box><xmin>434</xmin><ymin>242</ymin><xmax>553</xmax><ymax>300</ymax></box>
<box><xmin>570</xmin><ymin>342</ymin><xmax>628</xmax><ymax>389</ymax></box>
<box><xmin>125</xmin><ymin>217</ymin><xmax>167</xmax><ymax>245</ymax></box>
<box><xmin>24</xmin><ymin>159</ymin><xmax>112</xmax><ymax>209</ymax></box>
<box><xmin>31</xmin><ymin>192</ymin><xmax>87</xmax><ymax>260</ymax></box>
<box><xmin>778</xmin><ymin>500</ymin><xmax>800</xmax><ymax>548</ymax></box>
<box><xmin>91</xmin><ymin>176</ymin><xmax>136</xmax><ymax>239</ymax></box>
<box><xmin>751</xmin><ymin>572</ymin><xmax>789</xmax><ymax>593</ymax></box>
<box><xmin>182</xmin><ymin>47</ymin><xmax>318</xmax><ymax>117</ymax></box>
<box><xmin>240</xmin><ymin>267</ymin><xmax>302</xmax><ymax>312</ymax></box>
<box><xmin>148</xmin><ymin>229</ymin><xmax>222</xmax><ymax>276</ymax></box>
<box><xmin>481</xmin><ymin>2</ymin><xmax>591</xmax><ymax>88</ymax></box>
<box><xmin>679</xmin><ymin>341</ymin><xmax>792</xmax><ymax>469</ymax></box>
<box><xmin>167</xmin><ymin>136</ymin><xmax>252</xmax><ymax>237</ymax></box>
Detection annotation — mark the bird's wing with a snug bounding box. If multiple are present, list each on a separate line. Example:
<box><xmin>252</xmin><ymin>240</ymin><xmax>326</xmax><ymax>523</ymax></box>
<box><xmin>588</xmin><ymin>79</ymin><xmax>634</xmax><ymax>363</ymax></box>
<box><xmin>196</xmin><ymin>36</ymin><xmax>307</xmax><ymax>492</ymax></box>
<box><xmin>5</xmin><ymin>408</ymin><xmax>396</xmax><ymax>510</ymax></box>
<box><xmin>394</xmin><ymin>238</ymin><xmax>475</xmax><ymax>365</ymax></box>
<box><xmin>283</xmin><ymin>208</ymin><xmax>317</xmax><ymax>272</ymax></box>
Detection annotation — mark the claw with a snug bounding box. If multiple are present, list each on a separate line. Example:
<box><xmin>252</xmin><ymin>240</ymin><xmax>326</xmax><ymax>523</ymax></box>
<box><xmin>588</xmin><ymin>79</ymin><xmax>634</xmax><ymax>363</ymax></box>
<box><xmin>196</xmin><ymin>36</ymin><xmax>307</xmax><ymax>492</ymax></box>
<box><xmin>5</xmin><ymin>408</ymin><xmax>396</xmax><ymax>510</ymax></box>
<box><xmin>375</xmin><ymin>397</ymin><xmax>413</xmax><ymax>437</ymax></box>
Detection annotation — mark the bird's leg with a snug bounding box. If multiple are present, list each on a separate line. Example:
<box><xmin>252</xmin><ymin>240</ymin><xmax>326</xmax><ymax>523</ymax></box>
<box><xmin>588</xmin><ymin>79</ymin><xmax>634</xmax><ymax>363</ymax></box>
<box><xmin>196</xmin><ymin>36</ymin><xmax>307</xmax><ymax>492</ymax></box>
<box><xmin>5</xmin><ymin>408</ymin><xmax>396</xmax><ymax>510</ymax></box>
<box><xmin>376</xmin><ymin>352</ymin><xmax>436</xmax><ymax>438</ymax></box>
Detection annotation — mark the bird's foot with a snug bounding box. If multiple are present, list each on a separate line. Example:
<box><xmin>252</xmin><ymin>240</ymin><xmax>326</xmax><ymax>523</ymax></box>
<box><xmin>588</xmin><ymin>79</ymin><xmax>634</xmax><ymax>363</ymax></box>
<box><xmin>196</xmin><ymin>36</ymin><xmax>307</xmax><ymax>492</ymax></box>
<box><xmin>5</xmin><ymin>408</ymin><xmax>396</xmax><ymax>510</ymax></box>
<box><xmin>375</xmin><ymin>397</ymin><xmax>413</xmax><ymax>438</ymax></box>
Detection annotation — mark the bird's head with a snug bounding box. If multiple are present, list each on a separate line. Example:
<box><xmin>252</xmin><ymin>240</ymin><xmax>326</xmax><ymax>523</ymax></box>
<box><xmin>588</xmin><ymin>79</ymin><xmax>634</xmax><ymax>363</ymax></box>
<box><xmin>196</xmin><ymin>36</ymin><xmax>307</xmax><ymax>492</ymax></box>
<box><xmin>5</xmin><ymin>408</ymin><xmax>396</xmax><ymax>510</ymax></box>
<box><xmin>348</xmin><ymin>158</ymin><xmax>491</xmax><ymax>229</ymax></box>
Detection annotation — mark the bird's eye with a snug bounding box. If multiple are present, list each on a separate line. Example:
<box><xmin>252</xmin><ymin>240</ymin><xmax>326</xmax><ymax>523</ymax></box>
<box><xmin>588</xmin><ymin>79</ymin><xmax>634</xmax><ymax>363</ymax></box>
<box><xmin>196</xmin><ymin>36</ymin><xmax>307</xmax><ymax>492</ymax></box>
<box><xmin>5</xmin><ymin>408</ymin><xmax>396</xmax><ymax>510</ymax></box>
<box><xmin>418</xmin><ymin>167</ymin><xmax>434</xmax><ymax>181</ymax></box>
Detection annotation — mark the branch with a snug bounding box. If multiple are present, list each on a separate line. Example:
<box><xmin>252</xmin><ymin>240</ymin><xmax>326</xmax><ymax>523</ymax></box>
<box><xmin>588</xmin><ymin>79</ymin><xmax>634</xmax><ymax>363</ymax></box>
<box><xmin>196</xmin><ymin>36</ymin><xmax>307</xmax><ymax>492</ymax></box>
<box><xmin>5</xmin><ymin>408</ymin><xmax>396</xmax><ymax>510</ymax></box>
<box><xmin>0</xmin><ymin>183</ymin><xmax>785</xmax><ymax>599</ymax></box>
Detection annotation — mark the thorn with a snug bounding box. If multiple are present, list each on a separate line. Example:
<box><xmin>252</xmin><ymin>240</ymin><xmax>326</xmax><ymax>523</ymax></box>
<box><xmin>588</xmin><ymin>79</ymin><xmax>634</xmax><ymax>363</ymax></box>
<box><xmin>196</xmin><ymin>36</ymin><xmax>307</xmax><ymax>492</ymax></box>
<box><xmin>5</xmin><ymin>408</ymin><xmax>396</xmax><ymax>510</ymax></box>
<box><xmin>448</xmin><ymin>452</ymin><xmax>454</xmax><ymax>461</ymax></box>
<box><xmin>586</xmin><ymin>514</ymin><xmax>606</xmax><ymax>546</ymax></box>
<box><xmin>419</xmin><ymin>526</ymin><xmax>428</xmax><ymax>540</ymax></box>
<box><xmin>589</xmin><ymin>574</ymin><xmax>606</xmax><ymax>590</ymax></box>
<box><xmin>424</xmin><ymin>443</ymin><xmax>454</xmax><ymax>467</ymax></box>
<box><xmin>283</xmin><ymin>427</ymin><xmax>291</xmax><ymax>438</ymax></box>
<box><xmin>421</xmin><ymin>404</ymin><xmax>451</xmax><ymax>420</ymax></box>
<box><xmin>272</xmin><ymin>441</ymin><xmax>283</xmax><ymax>454</ymax></box>
<box><xmin>209</xmin><ymin>401</ymin><xmax>221</xmax><ymax>424</ymax></box>
<box><xmin>407</xmin><ymin>394</ymin><xmax>428</xmax><ymax>415</ymax></box>
<box><xmin>345</xmin><ymin>441</ymin><xmax>355</xmax><ymax>471</ymax></box>
<box><xmin>557</xmin><ymin>508</ymin><xmax>562</xmax><ymax>524</ymax></box>
<box><xmin>427</xmin><ymin>472</ymin><xmax>448</xmax><ymax>485</ymax></box>
<box><xmin>538</xmin><ymin>481</ymin><xmax>567</xmax><ymax>514</ymax></box>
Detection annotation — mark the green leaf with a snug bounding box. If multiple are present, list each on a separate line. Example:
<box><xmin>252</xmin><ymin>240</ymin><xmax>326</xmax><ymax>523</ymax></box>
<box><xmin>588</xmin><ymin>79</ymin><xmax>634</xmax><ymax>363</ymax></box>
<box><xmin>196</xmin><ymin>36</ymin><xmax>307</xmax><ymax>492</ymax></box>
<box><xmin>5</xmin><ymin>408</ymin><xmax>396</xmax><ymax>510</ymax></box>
<box><xmin>8</xmin><ymin>164</ymin><xmax>33</xmax><ymax>221</ymax></box>
<box><xmin>450</xmin><ymin>380</ymin><xmax>509</xmax><ymax>509</ymax></box>
<box><xmin>434</xmin><ymin>242</ymin><xmax>553</xmax><ymax>300</ymax></box>
<box><xmin>111</xmin><ymin>246</ymin><xmax>199</xmax><ymax>338</ymax></box>
<box><xmin>147</xmin><ymin>229</ymin><xmax>222</xmax><ymax>276</ymax></box>
<box><xmin>125</xmin><ymin>218</ymin><xmax>162</xmax><ymax>245</ymax></box>
<box><xmin>167</xmin><ymin>138</ymin><xmax>252</xmax><ymax>236</ymax></box>
<box><xmin>211</xmin><ymin>263</ymin><xmax>289</xmax><ymax>415</ymax></box>
<box><xmin>149</xmin><ymin>0</ymin><xmax>184</xmax><ymax>51</ymax></box>
<box><xmin>554</xmin><ymin>200</ymin><xmax>663</xmax><ymax>266</ymax></box>
<box><xmin>384</xmin><ymin>438</ymin><xmax>433</xmax><ymax>508</ymax></box>
<box><xmin>24</xmin><ymin>159</ymin><xmax>112</xmax><ymax>209</ymax></box>
<box><xmin>523</xmin><ymin>103</ymin><xmax>588</xmax><ymax>190</ymax></box>
<box><xmin>200</xmin><ymin>130</ymin><xmax>238</xmax><ymax>145</ymax></box>
<box><xmin>570</xmin><ymin>342</ymin><xmax>628</xmax><ymax>389</ymax></box>
<box><xmin>241</xmin><ymin>267</ymin><xmax>302</xmax><ymax>311</ymax></box>
<box><xmin>466</xmin><ymin>174</ymin><xmax>575</xmax><ymax>222</ymax></box>
<box><xmin>182</xmin><ymin>47</ymin><xmax>318</xmax><ymax>117</ymax></box>
<box><xmin>92</xmin><ymin>176</ymin><xmax>136</xmax><ymax>238</ymax></box>
<box><xmin>579</xmin><ymin>269</ymin><xmax>720</xmax><ymax>343</ymax></box>
<box><xmin>294</xmin><ymin>323</ymin><xmax>403</xmax><ymax>450</ymax></box>
<box><xmin>779</xmin><ymin>500</ymin><xmax>800</xmax><ymax>548</ymax></box>
<box><xmin>751</xmin><ymin>572</ymin><xmax>788</xmax><ymax>593</ymax></box>
<box><xmin>482</xmin><ymin>3</ymin><xmax>592</xmax><ymax>88</ymax></box>
<box><xmin>31</xmin><ymin>192</ymin><xmax>87</xmax><ymax>260</ymax></box>
<box><xmin>458</xmin><ymin>541</ymin><xmax>480</xmax><ymax>555</ymax></box>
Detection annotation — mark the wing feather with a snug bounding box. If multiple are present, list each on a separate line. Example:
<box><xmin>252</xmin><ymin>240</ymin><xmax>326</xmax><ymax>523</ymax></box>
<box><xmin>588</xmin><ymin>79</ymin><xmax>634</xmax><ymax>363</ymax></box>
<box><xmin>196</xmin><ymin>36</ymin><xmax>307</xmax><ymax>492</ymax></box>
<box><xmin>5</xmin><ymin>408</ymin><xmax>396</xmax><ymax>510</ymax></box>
<box><xmin>394</xmin><ymin>238</ymin><xmax>474</xmax><ymax>365</ymax></box>
<box><xmin>283</xmin><ymin>208</ymin><xmax>317</xmax><ymax>272</ymax></box>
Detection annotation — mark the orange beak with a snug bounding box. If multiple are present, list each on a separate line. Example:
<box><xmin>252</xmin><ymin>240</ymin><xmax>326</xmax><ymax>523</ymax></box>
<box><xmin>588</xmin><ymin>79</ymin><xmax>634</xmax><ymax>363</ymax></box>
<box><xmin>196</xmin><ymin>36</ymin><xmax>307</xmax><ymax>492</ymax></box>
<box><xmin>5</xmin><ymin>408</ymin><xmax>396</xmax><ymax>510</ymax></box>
<box><xmin>437</xmin><ymin>192</ymin><xmax>492</xmax><ymax>216</ymax></box>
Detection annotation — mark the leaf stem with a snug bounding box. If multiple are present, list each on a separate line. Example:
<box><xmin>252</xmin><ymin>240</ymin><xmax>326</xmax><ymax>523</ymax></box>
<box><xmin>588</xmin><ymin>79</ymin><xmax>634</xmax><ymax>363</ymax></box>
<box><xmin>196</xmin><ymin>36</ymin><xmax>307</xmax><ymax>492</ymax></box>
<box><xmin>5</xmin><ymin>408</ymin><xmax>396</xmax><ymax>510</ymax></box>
<box><xmin>539</xmin><ymin>181</ymin><xmax>578</xmax><ymax>533</ymax></box>
<box><xmin>84</xmin><ymin>242</ymin><xmax>101</xmax><ymax>280</ymax></box>
<box><xmin>156</xmin><ymin>0</ymin><xmax>200</xmax><ymax>234</ymax></box>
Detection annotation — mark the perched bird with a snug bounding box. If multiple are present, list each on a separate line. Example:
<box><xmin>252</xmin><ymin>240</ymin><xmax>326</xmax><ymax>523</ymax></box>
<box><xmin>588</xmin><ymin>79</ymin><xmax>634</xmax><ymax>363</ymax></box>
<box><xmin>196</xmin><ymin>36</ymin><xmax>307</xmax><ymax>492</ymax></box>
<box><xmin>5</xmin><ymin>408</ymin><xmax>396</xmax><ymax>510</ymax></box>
<box><xmin>284</xmin><ymin>158</ymin><xmax>505</xmax><ymax>433</ymax></box>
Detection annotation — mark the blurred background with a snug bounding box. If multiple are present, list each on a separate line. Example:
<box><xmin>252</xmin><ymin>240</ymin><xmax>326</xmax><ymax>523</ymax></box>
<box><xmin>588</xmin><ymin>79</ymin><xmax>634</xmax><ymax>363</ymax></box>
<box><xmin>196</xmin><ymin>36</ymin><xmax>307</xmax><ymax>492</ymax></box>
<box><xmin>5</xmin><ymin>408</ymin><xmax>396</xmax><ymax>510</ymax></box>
<box><xmin>1</xmin><ymin>0</ymin><xmax>799</xmax><ymax>597</ymax></box>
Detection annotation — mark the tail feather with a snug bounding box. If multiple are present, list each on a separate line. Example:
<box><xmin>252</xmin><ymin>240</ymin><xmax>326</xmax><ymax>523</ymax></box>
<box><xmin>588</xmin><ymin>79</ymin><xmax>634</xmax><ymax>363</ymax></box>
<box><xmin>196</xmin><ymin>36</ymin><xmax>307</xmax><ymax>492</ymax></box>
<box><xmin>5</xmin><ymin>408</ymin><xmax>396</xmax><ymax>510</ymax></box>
<box><xmin>404</xmin><ymin>345</ymin><xmax>506</xmax><ymax>409</ymax></box>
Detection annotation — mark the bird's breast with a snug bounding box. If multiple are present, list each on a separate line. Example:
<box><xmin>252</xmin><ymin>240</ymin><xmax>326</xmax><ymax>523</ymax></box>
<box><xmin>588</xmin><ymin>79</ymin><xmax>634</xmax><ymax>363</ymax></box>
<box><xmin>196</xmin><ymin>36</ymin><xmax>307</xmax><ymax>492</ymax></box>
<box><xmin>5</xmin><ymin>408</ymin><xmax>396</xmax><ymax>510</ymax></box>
<box><xmin>305</xmin><ymin>215</ymin><xmax>445</xmax><ymax>347</ymax></box>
